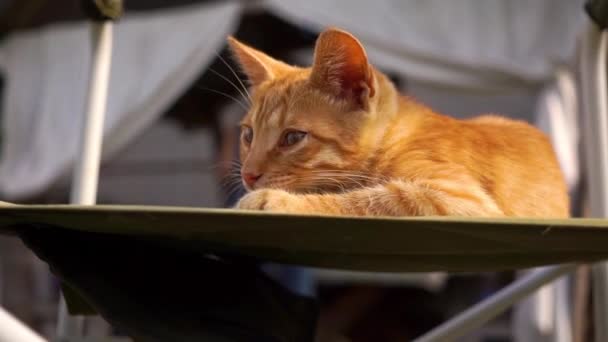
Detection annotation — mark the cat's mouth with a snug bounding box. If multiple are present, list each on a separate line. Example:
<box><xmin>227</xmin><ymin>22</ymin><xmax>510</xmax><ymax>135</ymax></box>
<box><xmin>241</xmin><ymin>175</ymin><xmax>273</xmax><ymax>192</ymax></box>
<box><xmin>241</xmin><ymin>179</ymin><xmax>256</xmax><ymax>192</ymax></box>
<box><xmin>242</xmin><ymin>173</ymin><xmax>292</xmax><ymax>192</ymax></box>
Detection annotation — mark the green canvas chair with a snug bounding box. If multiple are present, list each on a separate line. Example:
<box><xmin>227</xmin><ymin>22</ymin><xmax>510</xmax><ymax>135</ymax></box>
<box><xmin>0</xmin><ymin>205</ymin><xmax>607</xmax><ymax>341</ymax></box>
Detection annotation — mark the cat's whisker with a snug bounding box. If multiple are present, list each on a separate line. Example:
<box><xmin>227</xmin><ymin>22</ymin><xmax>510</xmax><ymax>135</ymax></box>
<box><xmin>213</xmin><ymin>162</ymin><xmax>243</xmax><ymax>175</ymax></box>
<box><xmin>223</xmin><ymin>173</ymin><xmax>244</xmax><ymax>188</ymax></box>
<box><xmin>256</xmin><ymin>171</ymin><xmax>379</xmax><ymax>194</ymax></box>
<box><xmin>221</xmin><ymin>177</ymin><xmax>241</xmax><ymax>188</ymax></box>
<box><xmin>303</xmin><ymin>172</ymin><xmax>375</xmax><ymax>188</ymax></box>
<box><xmin>225</xmin><ymin>163</ymin><xmax>243</xmax><ymax>173</ymax></box>
<box><xmin>225</xmin><ymin>182</ymin><xmax>245</xmax><ymax>199</ymax></box>
<box><xmin>308</xmin><ymin>169</ymin><xmax>386</xmax><ymax>181</ymax></box>
<box><xmin>307</xmin><ymin>170</ymin><xmax>376</xmax><ymax>177</ymax></box>
<box><xmin>207</xmin><ymin>160</ymin><xmax>242</xmax><ymax>172</ymax></box>
<box><xmin>220</xmin><ymin>171</ymin><xmax>243</xmax><ymax>187</ymax></box>
<box><xmin>208</xmin><ymin>68</ymin><xmax>251</xmax><ymax>106</ymax></box>
<box><xmin>289</xmin><ymin>175</ymin><xmax>351</xmax><ymax>193</ymax></box>
<box><xmin>211</xmin><ymin>159</ymin><xmax>241</xmax><ymax>166</ymax></box>
<box><xmin>214</xmin><ymin>52</ymin><xmax>253</xmax><ymax>104</ymax></box>
<box><xmin>328</xmin><ymin>175</ymin><xmax>367</xmax><ymax>189</ymax></box>
<box><xmin>196</xmin><ymin>86</ymin><xmax>249</xmax><ymax>112</ymax></box>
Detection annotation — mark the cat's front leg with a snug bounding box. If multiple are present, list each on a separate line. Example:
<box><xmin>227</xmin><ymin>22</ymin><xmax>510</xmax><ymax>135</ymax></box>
<box><xmin>236</xmin><ymin>178</ymin><xmax>504</xmax><ymax>217</ymax></box>
<box><xmin>236</xmin><ymin>189</ymin><xmax>343</xmax><ymax>215</ymax></box>
<box><xmin>236</xmin><ymin>189</ymin><xmax>305</xmax><ymax>213</ymax></box>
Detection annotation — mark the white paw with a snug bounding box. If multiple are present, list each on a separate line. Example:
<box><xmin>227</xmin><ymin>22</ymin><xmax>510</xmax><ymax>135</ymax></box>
<box><xmin>236</xmin><ymin>189</ymin><xmax>300</xmax><ymax>212</ymax></box>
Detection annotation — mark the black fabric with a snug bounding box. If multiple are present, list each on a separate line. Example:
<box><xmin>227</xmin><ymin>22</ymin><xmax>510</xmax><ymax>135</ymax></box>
<box><xmin>586</xmin><ymin>0</ymin><xmax>608</xmax><ymax>29</ymax></box>
<box><xmin>0</xmin><ymin>0</ymin><xmax>224</xmax><ymax>34</ymax></box>
<box><xmin>81</xmin><ymin>0</ymin><xmax>124</xmax><ymax>21</ymax></box>
<box><xmin>18</xmin><ymin>225</ymin><xmax>318</xmax><ymax>342</ymax></box>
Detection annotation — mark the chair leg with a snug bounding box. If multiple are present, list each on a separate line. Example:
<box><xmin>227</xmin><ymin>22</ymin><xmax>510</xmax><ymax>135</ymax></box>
<box><xmin>413</xmin><ymin>265</ymin><xmax>574</xmax><ymax>342</ymax></box>
<box><xmin>56</xmin><ymin>20</ymin><xmax>114</xmax><ymax>340</ymax></box>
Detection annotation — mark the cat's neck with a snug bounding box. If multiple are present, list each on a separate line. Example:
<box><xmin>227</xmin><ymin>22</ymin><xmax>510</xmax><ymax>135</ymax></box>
<box><xmin>358</xmin><ymin>71</ymin><xmax>439</xmax><ymax>179</ymax></box>
<box><xmin>356</xmin><ymin>71</ymin><xmax>401</xmax><ymax>170</ymax></box>
<box><xmin>357</xmin><ymin>70</ymin><xmax>399</xmax><ymax>149</ymax></box>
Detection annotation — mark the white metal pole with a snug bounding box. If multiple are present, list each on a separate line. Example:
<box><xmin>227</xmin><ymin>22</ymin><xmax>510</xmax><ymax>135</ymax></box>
<box><xmin>0</xmin><ymin>307</ymin><xmax>47</xmax><ymax>342</ymax></box>
<box><xmin>57</xmin><ymin>20</ymin><xmax>114</xmax><ymax>339</ymax></box>
<box><xmin>413</xmin><ymin>264</ymin><xmax>575</xmax><ymax>342</ymax></box>
<box><xmin>579</xmin><ymin>22</ymin><xmax>608</xmax><ymax>342</ymax></box>
<box><xmin>69</xmin><ymin>21</ymin><xmax>113</xmax><ymax>205</ymax></box>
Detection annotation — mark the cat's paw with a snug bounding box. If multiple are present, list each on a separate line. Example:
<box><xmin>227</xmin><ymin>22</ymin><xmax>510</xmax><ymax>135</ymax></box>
<box><xmin>236</xmin><ymin>189</ymin><xmax>302</xmax><ymax>213</ymax></box>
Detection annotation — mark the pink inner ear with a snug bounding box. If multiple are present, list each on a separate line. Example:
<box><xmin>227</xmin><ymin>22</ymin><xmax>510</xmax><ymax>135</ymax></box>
<box><xmin>312</xmin><ymin>30</ymin><xmax>375</xmax><ymax>106</ymax></box>
<box><xmin>336</xmin><ymin>59</ymin><xmax>372</xmax><ymax>99</ymax></box>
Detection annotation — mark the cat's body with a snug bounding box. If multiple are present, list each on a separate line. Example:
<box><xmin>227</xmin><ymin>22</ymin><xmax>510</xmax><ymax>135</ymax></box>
<box><xmin>228</xmin><ymin>28</ymin><xmax>569</xmax><ymax>218</ymax></box>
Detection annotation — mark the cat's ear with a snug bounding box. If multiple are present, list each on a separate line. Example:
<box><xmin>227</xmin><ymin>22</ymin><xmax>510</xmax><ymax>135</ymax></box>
<box><xmin>227</xmin><ymin>37</ymin><xmax>290</xmax><ymax>87</ymax></box>
<box><xmin>310</xmin><ymin>28</ymin><xmax>375</xmax><ymax>109</ymax></box>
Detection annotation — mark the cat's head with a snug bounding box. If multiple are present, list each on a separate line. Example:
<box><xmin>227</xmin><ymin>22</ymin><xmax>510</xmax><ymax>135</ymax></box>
<box><xmin>229</xmin><ymin>28</ymin><xmax>395</xmax><ymax>193</ymax></box>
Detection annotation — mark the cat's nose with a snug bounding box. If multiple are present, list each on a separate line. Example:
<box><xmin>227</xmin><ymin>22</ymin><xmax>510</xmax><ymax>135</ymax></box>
<box><xmin>242</xmin><ymin>172</ymin><xmax>262</xmax><ymax>187</ymax></box>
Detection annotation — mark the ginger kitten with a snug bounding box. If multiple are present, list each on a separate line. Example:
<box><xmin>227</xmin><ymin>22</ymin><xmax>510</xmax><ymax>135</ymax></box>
<box><xmin>228</xmin><ymin>28</ymin><xmax>569</xmax><ymax>218</ymax></box>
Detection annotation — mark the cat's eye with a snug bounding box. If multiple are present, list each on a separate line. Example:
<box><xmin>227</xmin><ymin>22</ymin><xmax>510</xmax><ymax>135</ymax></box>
<box><xmin>242</xmin><ymin>126</ymin><xmax>253</xmax><ymax>145</ymax></box>
<box><xmin>280</xmin><ymin>130</ymin><xmax>307</xmax><ymax>147</ymax></box>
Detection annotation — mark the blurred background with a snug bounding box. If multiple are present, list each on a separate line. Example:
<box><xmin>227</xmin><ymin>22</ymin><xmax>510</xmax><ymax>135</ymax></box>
<box><xmin>0</xmin><ymin>0</ymin><xmax>592</xmax><ymax>341</ymax></box>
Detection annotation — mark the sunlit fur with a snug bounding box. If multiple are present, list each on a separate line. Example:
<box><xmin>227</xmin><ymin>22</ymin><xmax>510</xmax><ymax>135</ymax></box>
<box><xmin>228</xmin><ymin>28</ymin><xmax>569</xmax><ymax>218</ymax></box>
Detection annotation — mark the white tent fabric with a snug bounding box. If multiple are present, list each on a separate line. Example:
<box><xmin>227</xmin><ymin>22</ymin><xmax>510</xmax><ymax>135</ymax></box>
<box><xmin>535</xmin><ymin>68</ymin><xmax>580</xmax><ymax>191</ymax></box>
<box><xmin>0</xmin><ymin>2</ymin><xmax>241</xmax><ymax>199</ymax></box>
<box><xmin>266</xmin><ymin>0</ymin><xmax>586</xmax><ymax>90</ymax></box>
<box><xmin>0</xmin><ymin>0</ymin><xmax>585</xmax><ymax>204</ymax></box>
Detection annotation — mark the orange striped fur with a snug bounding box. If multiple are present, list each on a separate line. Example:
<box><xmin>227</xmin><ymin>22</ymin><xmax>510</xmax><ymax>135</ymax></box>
<box><xmin>228</xmin><ymin>28</ymin><xmax>569</xmax><ymax>218</ymax></box>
